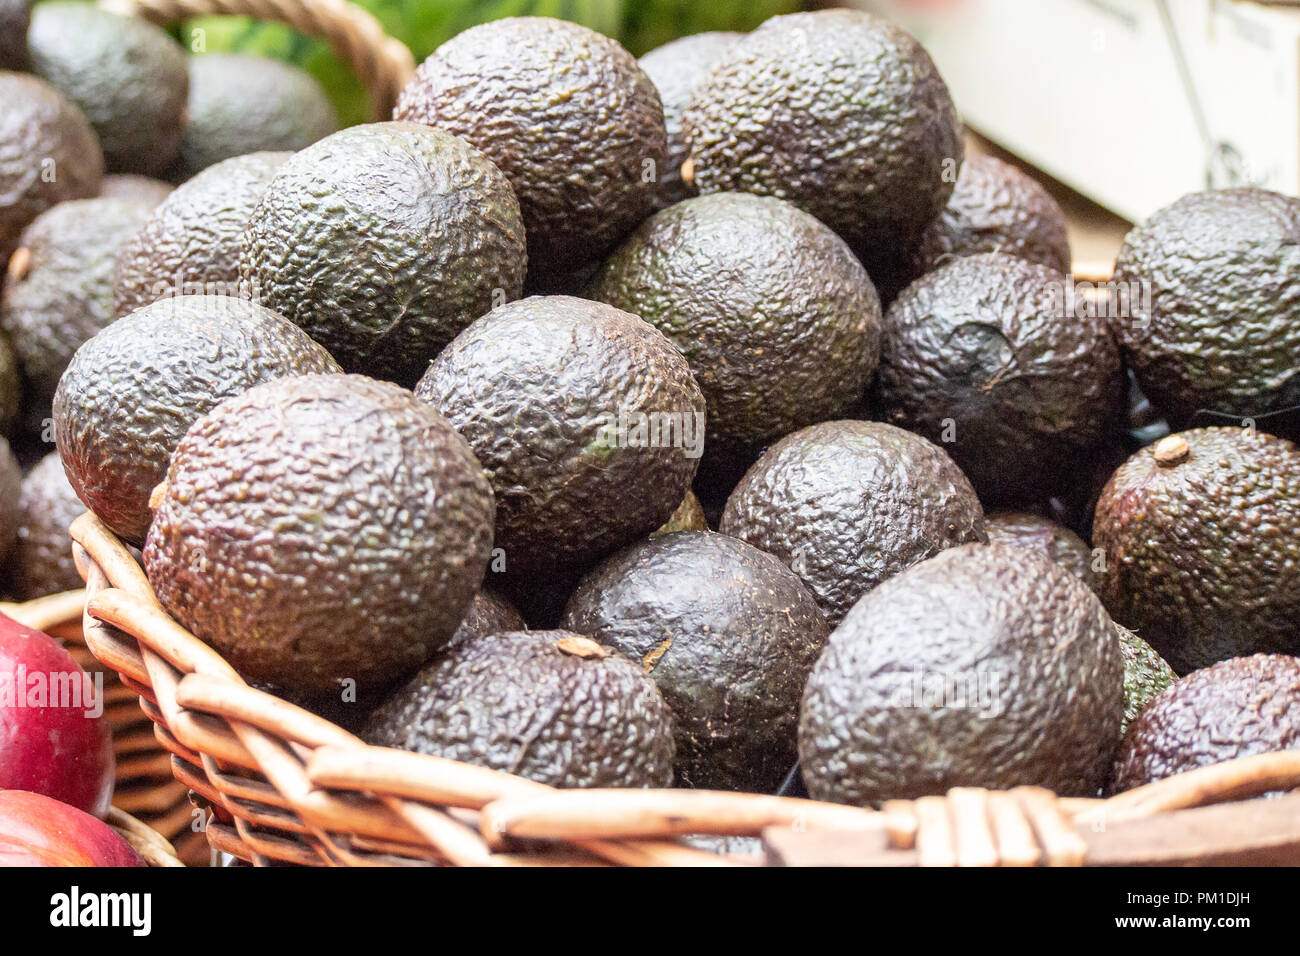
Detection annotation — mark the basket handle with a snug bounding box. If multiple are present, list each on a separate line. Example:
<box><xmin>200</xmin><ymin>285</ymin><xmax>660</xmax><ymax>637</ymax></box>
<box><xmin>98</xmin><ymin>0</ymin><xmax>417</xmax><ymax>121</ymax></box>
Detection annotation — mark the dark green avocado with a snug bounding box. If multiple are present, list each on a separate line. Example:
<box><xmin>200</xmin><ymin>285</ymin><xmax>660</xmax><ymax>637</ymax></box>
<box><xmin>415</xmin><ymin>295</ymin><xmax>705</xmax><ymax>581</ymax></box>
<box><xmin>364</xmin><ymin>630</ymin><xmax>674</xmax><ymax>789</ymax></box>
<box><xmin>1111</xmin><ymin>187</ymin><xmax>1300</xmax><ymax>427</ymax></box>
<box><xmin>177</xmin><ymin>52</ymin><xmax>337</xmax><ymax>179</ymax></box>
<box><xmin>562</xmin><ymin>530</ymin><xmax>828</xmax><ymax>792</ymax></box>
<box><xmin>636</xmin><ymin>31</ymin><xmax>742</xmax><ymax>211</ymax></box>
<box><xmin>449</xmin><ymin>588</ymin><xmax>526</xmax><ymax>649</ymax></box>
<box><xmin>241</xmin><ymin>123</ymin><xmax>526</xmax><ymax>385</ymax></box>
<box><xmin>587</xmin><ymin>192</ymin><xmax>882</xmax><ymax>484</ymax></box>
<box><xmin>1093</xmin><ymin>428</ymin><xmax>1300</xmax><ymax>674</ymax></box>
<box><xmin>1110</xmin><ymin>654</ymin><xmax>1300</xmax><ymax>793</ymax></box>
<box><xmin>28</xmin><ymin>3</ymin><xmax>187</xmax><ymax>175</ymax></box>
<box><xmin>2</xmin><ymin>197</ymin><xmax>155</xmax><ymax>428</ymax></box>
<box><xmin>114</xmin><ymin>151</ymin><xmax>291</xmax><ymax>318</ymax></box>
<box><xmin>54</xmin><ymin>295</ymin><xmax>341</xmax><ymax>546</ymax></box>
<box><xmin>720</xmin><ymin>420</ymin><xmax>986</xmax><ymax>625</ymax></box>
<box><xmin>10</xmin><ymin>450</ymin><xmax>84</xmax><ymax>599</ymax></box>
<box><xmin>878</xmin><ymin>251</ymin><xmax>1126</xmax><ymax>507</ymax></box>
<box><xmin>984</xmin><ymin>511</ymin><xmax>1099</xmax><ymax>592</ymax></box>
<box><xmin>144</xmin><ymin>374</ymin><xmax>496</xmax><ymax>697</ymax></box>
<box><xmin>0</xmin><ymin>0</ymin><xmax>29</xmax><ymax>70</ymax></box>
<box><xmin>394</xmin><ymin>17</ymin><xmax>665</xmax><ymax>273</ymax></box>
<box><xmin>1115</xmin><ymin>624</ymin><xmax>1176</xmax><ymax>733</ymax></box>
<box><xmin>98</xmin><ymin>174</ymin><xmax>173</xmax><ymax>208</ymax></box>
<box><xmin>0</xmin><ymin>72</ymin><xmax>103</xmax><ymax>264</ymax></box>
<box><xmin>799</xmin><ymin>543</ymin><xmax>1124</xmax><ymax>805</ymax></box>
<box><xmin>682</xmin><ymin>9</ymin><xmax>962</xmax><ymax>279</ymax></box>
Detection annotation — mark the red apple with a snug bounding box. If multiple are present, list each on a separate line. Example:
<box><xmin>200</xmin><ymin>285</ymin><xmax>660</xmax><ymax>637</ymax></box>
<box><xmin>0</xmin><ymin>612</ymin><xmax>114</xmax><ymax>816</ymax></box>
<box><xmin>0</xmin><ymin>790</ymin><xmax>142</xmax><ymax>866</ymax></box>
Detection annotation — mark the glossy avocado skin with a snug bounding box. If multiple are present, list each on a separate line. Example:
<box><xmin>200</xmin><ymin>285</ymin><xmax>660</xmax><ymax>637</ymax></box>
<box><xmin>53</xmin><ymin>295</ymin><xmax>342</xmax><ymax>546</ymax></box>
<box><xmin>1093</xmin><ymin>427</ymin><xmax>1300</xmax><ymax>674</ymax></box>
<box><xmin>1115</xmin><ymin>624</ymin><xmax>1176</xmax><ymax>733</ymax></box>
<box><xmin>177</xmin><ymin>53</ymin><xmax>337</xmax><ymax>179</ymax></box>
<box><xmin>911</xmin><ymin>154</ymin><xmax>1071</xmax><ymax>277</ymax></box>
<box><xmin>0</xmin><ymin>0</ymin><xmax>29</xmax><ymax>70</ymax></box>
<box><xmin>2</xmin><ymin>197</ymin><xmax>154</xmax><ymax>425</ymax></box>
<box><xmin>683</xmin><ymin>10</ymin><xmax>962</xmax><ymax>275</ymax></box>
<box><xmin>0</xmin><ymin>73</ymin><xmax>103</xmax><ymax>264</ymax></box>
<box><xmin>721</xmin><ymin>420</ymin><xmax>986</xmax><ymax>625</ymax></box>
<box><xmin>395</xmin><ymin>17</ymin><xmax>665</xmax><ymax>273</ymax></box>
<box><xmin>145</xmin><ymin>375</ymin><xmax>496</xmax><ymax>697</ymax></box>
<box><xmin>879</xmin><ymin>252</ymin><xmax>1125</xmax><ymax>507</ymax></box>
<box><xmin>587</xmin><ymin>193</ymin><xmax>882</xmax><ymax>478</ymax></box>
<box><xmin>28</xmin><ymin>3</ymin><xmax>187</xmax><ymax>175</ymax></box>
<box><xmin>799</xmin><ymin>543</ymin><xmax>1124</xmax><ymax>805</ymax></box>
<box><xmin>11</xmin><ymin>451</ymin><xmax>85</xmax><ymax>599</ymax></box>
<box><xmin>415</xmin><ymin>295</ymin><xmax>705</xmax><ymax>581</ymax></box>
<box><xmin>637</xmin><ymin>31</ymin><xmax>742</xmax><ymax>211</ymax></box>
<box><xmin>364</xmin><ymin>630</ymin><xmax>675</xmax><ymax>789</ymax></box>
<box><xmin>562</xmin><ymin>531</ymin><xmax>829</xmax><ymax>793</ymax></box>
<box><xmin>241</xmin><ymin>123</ymin><xmax>527</xmax><ymax>385</ymax></box>
<box><xmin>984</xmin><ymin>511</ymin><xmax>1099</xmax><ymax>592</ymax></box>
<box><xmin>115</xmin><ymin>152</ymin><xmax>291</xmax><ymax>318</ymax></box>
<box><xmin>1110</xmin><ymin>654</ymin><xmax>1300</xmax><ymax>793</ymax></box>
<box><xmin>1112</xmin><ymin>188</ymin><xmax>1300</xmax><ymax>427</ymax></box>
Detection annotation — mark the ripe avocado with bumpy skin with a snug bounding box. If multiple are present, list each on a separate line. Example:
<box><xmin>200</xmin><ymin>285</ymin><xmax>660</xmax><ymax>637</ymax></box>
<box><xmin>1111</xmin><ymin>188</ymin><xmax>1300</xmax><ymax>427</ymax></box>
<box><xmin>2</xmin><ymin>198</ymin><xmax>155</xmax><ymax>426</ymax></box>
<box><xmin>144</xmin><ymin>375</ymin><xmax>496</xmax><ymax>697</ymax></box>
<box><xmin>114</xmin><ymin>152</ymin><xmax>290</xmax><ymax>318</ymax></box>
<box><xmin>364</xmin><ymin>631</ymin><xmax>674</xmax><ymax>789</ymax></box>
<box><xmin>1110</xmin><ymin>654</ymin><xmax>1300</xmax><ymax>792</ymax></box>
<box><xmin>1115</xmin><ymin>624</ymin><xmax>1176</xmax><ymax>733</ymax></box>
<box><xmin>98</xmin><ymin>175</ymin><xmax>173</xmax><ymax>209</ymax></box>
<box><xmin>242</xmin><ymin>123</ymin><xmax>526</xmax><ymax>385</ymax></box>
<box><xmin>911</xmin><ymin>154</ymin><xmax>1071</xmax><ymax>276</ymax></box>
<box><xmin>0</xmin><ymin>73</ymin><xmax>103</xmax><ymax>264</ymax></box>
<box><xmin>177</xmin><ymin>53</ymin><xmax>337</xmax><ymax>179</ymax></box>
<box><xmin>720</xmin><ymin>420</ymin><xmax>986</xmax><ymax>625</ymax></box>
<box><xmin>11</xmin><ymin>451</ymin><xmax>85</xmax><ymax>599</ymax></box>
<box><xmin>28</xmin><ymin>4</ymin><xmax>187</xmax><ymax>176</ymax></box>
<box><xmin>637</xmin><ymin>31</ymin><xmax>742</xmax><ymax>211</ymax></box>
<box><xmin>415</xmin><ymin>296</ymin><xmax>705</xmax><ymax>581</ymax></box>
<box><xmin>54</xmin><ymin>295</ymin><xmax>341</xmax><ymax>547</ymax></box>
<box><xmin>1092</xmin><ymin>428</ymin><xmax>1300</xmax><ymax>674</ymax></box>
<box><xmin>984</xmin><ymin>511</ymin><xmax>1099</xmax><ymax>592</ymax></box>
<box><xmin>683</xmin><ymin>10</ymin><xmax>962</xmax><ymax>278</ymax></box>
<box><xmin>799</xmin><ymin>543</ymin><xmax>1124</xmax><ymax>805</ymax></box>
<box><xmin>587</xmin><ymin>193</ymin><xmax>882</xmax><ymax>481</ymax></box>
<box><xmin>878</xmin><ymin>252</ymin><xmax>1125</xmax><ymax>507</ymax></box>
<box><xmin>656</xmin><ymin>491</ymin><xmax>708</xmax><ymax>535</ymax></box>
<box><xmin>395</xmin><ymin>17</ymin><xmax>665</xmax><ymax>273</ymax></box>
<box><xmin>0</xmin><ymin>0</ymin><xmax>29</xmax><ymax>70</ymax></box>
<box><xmin>562</xmin><ymin>530</ymin><xmax>828</xmax><ymax>792</ymax></box>
<box><xmin>449</xmin><ymin>588</ymin><xmax>526</xmax><ymax>650</ymax></box>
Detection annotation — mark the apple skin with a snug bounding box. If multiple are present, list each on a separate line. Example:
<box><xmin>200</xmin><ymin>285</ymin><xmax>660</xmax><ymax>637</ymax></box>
<box><xmin>0</xmin><ymin>612</ymin><xmax>114</xmax><ymax>816</ymax></box>
<box><xmin>0</xmin><ymin>790</ymin><xmax>143</xmax><ymax>866</ymax></box>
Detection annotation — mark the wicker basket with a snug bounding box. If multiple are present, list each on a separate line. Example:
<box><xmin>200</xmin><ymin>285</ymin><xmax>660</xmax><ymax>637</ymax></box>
<box><xmin>108</xmin><ymin>805</ymin><xmax>186</xmax><ymax>867</ymax></box>
<box><xmin>67</xmin><ymin>512</ymin><xmax>1300</xmax><ymax>866</ymax></box>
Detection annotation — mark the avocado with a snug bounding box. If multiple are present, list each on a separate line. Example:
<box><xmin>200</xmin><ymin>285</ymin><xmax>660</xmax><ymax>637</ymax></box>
<box><xmin>144</xmin><ymin>374</ymin><xmax>495</xmax><ymax>697</ymax></box>
<box><xmin>114</xmin><ymin>151</ymin><xmax>291</xmax><ymax>318</ymax></box>
<box><xmin>682</xmin><ymin>10</ymin><xmax>962</xmax><ymax>282</ymax></box>
<box><xmin>878</xmin><ymin>252</ymin><xmax>1126</xmax><ymax>507</ymax></box>
<box><xmin>395</xmin><ymin>17</ymin><xmax>665</xmax><ymax>273</ymax></box>
<box><xmin>241</xmin><ymin>123</ymin><xmax>526</xmax><ymax>385</ymax></box>
<box><xmin>0</xmin><ymin>437</ymin><xmax>20</xmax><ymax>568</ymax></box>
<box><xmin>799</xmin><ymin>543</ymin><xmax>1124</xmax><ymax>805</ymax></box>
<box><xmin>177</xmin><ymin>53</ymin><xmax>337</xmax><ymax>179</ymax></box>
<box><xmin>0</xmin><ymin>0</ymin><xmax>29</xmax><ymax>70</ymax></box>
<box><xmin>1115</xmin><ymin>624</ymin><xmax>1176</xmax><ymax>733</ymax></box>
<box><xmin>449</xmin><ymin>588</ymin><xmax>526</xmax><ymax>649</ymax></box>
<box><xmin>2</xmin><ymin>197</ymin><xmax>155</xmax><ymax>430</ymax></box>
<box><xmin>1110</xmin><ymin>654</ymin><xmax>1300</xmax><ymax>793</ymax></box>
<box><xmin>99</xmin><ymin>174</ymin><xmax>173</xmax><ymax>208</ymax></box>
<box><xmin>27</xmin><ymin>3</ymin><xmax>187</xmax><ymax>175</ymax></box>
<box><xmin>636</xmin><ymin>31</ymin><xmax>742</xmax><ymax>211</ymax></box>
<box><xmin>587</xmin><ymin>192</ymin><xmax>882</xmax><ymax>487</ymax></box>
<box><xmin>984</xmin><ymin>511</ymin><xmax>1099</xmax><ymax>592</ymax></box>
<box><xmin>0</xmin><ymin>334</ymin><xmax>19</xmax><ymax>439</ymax></box>
<box><xmin>10</xmin><ymin>450</ymin><xmax>84</xmax><ymax>599</ymax></box>
<box><xmin>562</xmin><ymin>530</ymin><xmax>828</xmax><ymax>792</ymax></box>
<box><xmin>54</xmin><ymin>295</ymin><xmax>341</xmax><ymax>546</ymax></box>
<box><xmin>364</xmin><ymin>631</ymin><xmax>674</xmax><ymax>789</ymax></box>
<box><xmin>656</xmin><ymin>490</ymin><xmax>708</xmax><ymax>535</ymax></box>
<box><xmin>1112</xmin><ymin>188</ymin><xmax>1300</xmax><ymax>429</ymax></box>
<box><xmin>910</xmin><ymin>154</ymin><xmax>1071</xmax><ymax>277</ymax></box>
<box><xmin>720</xmin><ymin>420</ymin><xmax>986</xmax><ymax>625</ymax></box>
<box><xmin>1092</xmin><ymin>428</ymin><xmax>1300</xmax><ymax>674</ymax></box>
<box><xmin>415</xmin><ymin>295</ymin><xmax>705</xmax><ymax>583</ymax></box>
<box><xmin>0</xmin><ymin>72</ymin><xmax>103</xmax><ymax>264</ymax></box>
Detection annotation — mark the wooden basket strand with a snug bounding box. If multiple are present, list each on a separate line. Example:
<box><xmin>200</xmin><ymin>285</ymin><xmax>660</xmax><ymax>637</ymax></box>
<box><xmin>98</xmin><ymin>0</ymin><xmax>417</xmax><ymax>120</ymax></box>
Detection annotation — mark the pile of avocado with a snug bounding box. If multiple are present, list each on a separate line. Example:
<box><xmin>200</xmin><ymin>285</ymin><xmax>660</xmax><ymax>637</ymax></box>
<box><xmin>1</xmin><ymin>6</ymin><xmax>1298</xmax><ymax>843</ymax></box>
